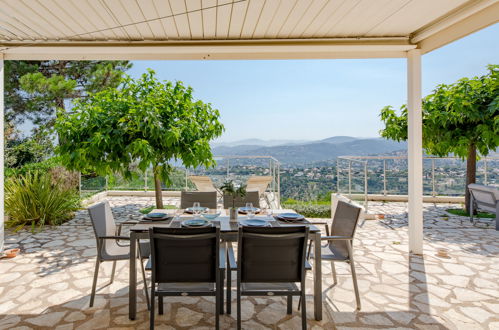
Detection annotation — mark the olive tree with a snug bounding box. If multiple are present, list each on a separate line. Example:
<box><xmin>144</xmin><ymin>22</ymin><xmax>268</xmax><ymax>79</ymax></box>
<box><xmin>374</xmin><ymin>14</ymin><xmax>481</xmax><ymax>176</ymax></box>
<box><xmin>56</xmin><ymin>70</ymin><xmax>224</xmax><ymax>208</ymax></box>
<box><xmin>380</xmin><ymin>64</ymin><xmax>498</xmax><ymax>212</ymax></box>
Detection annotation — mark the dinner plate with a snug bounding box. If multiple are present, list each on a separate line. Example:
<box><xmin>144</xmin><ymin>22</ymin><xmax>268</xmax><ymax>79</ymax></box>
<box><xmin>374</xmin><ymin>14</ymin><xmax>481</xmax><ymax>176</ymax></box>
<box><xmin>185</xmin><ymin>207</ymin><xmax>209</xmax><ymax>214</ymax></box>
<box><xmin>274</xmin><ymin>213</ymin><xmax>305</xmax><ymax>222</ymax></box>
<box><xmin>182</xmin><ymin>219</ymin><xmax>210</xmax><ymax>227</ymax></box>
<box><xmin>242</xmin><ymin>219</ymin><xmax>268</xmax><ymax>227</ymax></box>
<box><xmin>142</xmin><ymin>213</ymin><xmax>171</xmax><ymax>221</ymax></box>
<box><xmin>238</xmin><ymin>207</ymin><xmax>261</xmax><ymax>214</ymax></box>
<box><xmin>147</xmin><ymin>212</ymin><xmax>167</xmax><ymax>218</ymax></box>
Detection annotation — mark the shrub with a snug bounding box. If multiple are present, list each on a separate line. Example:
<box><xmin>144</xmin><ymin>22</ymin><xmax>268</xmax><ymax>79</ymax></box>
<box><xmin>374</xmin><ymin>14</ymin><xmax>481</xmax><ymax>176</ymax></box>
<box><xmin>281</xmin><ymin>202</ymin><xmax>331</xmax><ymax>218</ymax></box>
<box><xmin>5</xmin><ymin>171</ymin><xmax>81</xmax><ymax>231</ymax></box>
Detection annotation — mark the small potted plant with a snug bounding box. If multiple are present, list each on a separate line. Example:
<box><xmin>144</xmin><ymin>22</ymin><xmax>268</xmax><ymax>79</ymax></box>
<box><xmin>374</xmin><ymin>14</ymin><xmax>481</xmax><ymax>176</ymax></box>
<box><xmin>220</xmin><ymin>180</ymin><xmax>246</xmax><ymax>221</ymax></box>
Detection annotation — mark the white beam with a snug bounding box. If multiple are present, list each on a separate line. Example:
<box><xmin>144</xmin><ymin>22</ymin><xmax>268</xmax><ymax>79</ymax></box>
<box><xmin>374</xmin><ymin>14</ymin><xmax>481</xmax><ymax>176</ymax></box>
<box><xmin>0</xmin><ymin>39</ymin><xmax>415</xmax><ymax>60</ymax></box>
<box><xmin>416</xmin><ymin>2</ymin><xmax>499</xmax><ymax>54</ymax></box>
<box><xmin>411</xmin><ymin>0</ymin><xmax>497</xmax><ymax>43</ymax></box>
<box><xmin>407</xmin><ymin>49</ymin><xmax>423</xmax><ymax>255</ymax></box>
<box><xmin>0</xmin><ymin>54</ymin><xmax>4</xmax><ymax>253</ymax></box>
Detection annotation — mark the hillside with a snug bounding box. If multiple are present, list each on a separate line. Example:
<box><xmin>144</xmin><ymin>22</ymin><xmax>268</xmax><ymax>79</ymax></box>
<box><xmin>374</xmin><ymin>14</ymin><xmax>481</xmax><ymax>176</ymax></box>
<box><xmin>212</xmin><ymin>137</ymin><xmax>407</xmax><ymax>165</ymax></box>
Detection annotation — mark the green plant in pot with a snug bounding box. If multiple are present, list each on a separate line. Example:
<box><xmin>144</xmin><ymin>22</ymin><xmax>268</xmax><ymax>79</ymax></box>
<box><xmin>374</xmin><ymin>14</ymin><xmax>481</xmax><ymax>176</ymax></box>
<box><xmin>220</xmin><ymin>180</ymin><xmax>246</xmax><ymax>221</ymax></box>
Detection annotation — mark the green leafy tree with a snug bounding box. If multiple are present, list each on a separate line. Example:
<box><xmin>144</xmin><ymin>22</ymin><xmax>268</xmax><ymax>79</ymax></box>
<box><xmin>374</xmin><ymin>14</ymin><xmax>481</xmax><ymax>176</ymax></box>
<box><xmin>5</xmin><ymin>60</ymin><xmax>131</xmax><ymax>128</ymax></box>
<box><xmin>380</xmin><ymin>65</ymin><xmax>499</xmax><ymax>211</ymax></box>
<box><xmin>55</xmin><ymin>70</ymin><xmax>224</xmax><ymax>208</ymax></box>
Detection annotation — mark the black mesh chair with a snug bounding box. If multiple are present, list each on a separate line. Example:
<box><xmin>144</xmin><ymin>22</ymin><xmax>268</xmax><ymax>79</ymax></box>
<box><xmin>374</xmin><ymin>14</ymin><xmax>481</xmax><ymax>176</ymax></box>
<box><xmin>310</xmin><ymin>200</ymin><xmax>362</xmax><ymax>310</ymax></box>
<box><xmin>180</xmin><ymin>191</ymin><xmax>217</xmax><ymax>209</ymax></box>
<box><xmin>148</xmin><ymin>226</ymin><xmax>225</xmax><ymax>330</ymax></box>
<box><xmin>88</xmin><ymin>201</ymin><xmax>150</xmax><ymax>308</ymax></box>
<box><xmin>229</xmin><ymin>226</ymin><xmax>309</xmax><ymax>330</ymax></box>
<box><xmin>223</xmin><ymin>191</ymin><xmax>260</xmax><ymax>209</ymax></box>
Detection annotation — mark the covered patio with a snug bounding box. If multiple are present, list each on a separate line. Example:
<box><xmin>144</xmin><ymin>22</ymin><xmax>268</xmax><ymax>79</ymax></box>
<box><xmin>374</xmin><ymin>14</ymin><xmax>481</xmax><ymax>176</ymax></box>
<box><xmin>2</xmin><ymin>196</ymin><xmax>498</xmax><ymax>329</ymax></box>
<box><xmin>0</xmin><ymin>0</ymin><xmax>498</xmax><ymax>329</ymax></box>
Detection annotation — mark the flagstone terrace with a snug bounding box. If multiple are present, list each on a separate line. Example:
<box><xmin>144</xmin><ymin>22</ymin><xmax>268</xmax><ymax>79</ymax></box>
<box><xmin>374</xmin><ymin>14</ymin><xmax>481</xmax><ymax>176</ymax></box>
<box><xmin>0</xmin><ymin>197</ymin><xmax>498</xmax><ymax>329</ymax></box>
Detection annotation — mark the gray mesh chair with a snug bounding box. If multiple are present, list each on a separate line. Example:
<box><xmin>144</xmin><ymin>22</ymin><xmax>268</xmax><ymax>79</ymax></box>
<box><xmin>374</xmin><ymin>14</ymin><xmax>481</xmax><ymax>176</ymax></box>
<box><xmin>223</xmin><ymin>191</ymin><xmax>260</xmax><ymax>209</ymax></box>
<box><xmin>310</xmin><ymin>200</ymin><xmax>362</xmax><ymax>310</ymax></box>
<box><xmin>148</xmin><ymin>226</ymin><xmax>224</xmax><ymax>330</ymax></box>
<box><xmin>229</xmin><ymin>226</ymin><xmax>309</xmax><ymax>330</ymax></box>
<box><xmin>180</xmin><ymin>191</ymin><xmax>217</xmax><ymax>209</ymax></box>
<box><xmin>88</xmin><ymin>201</ymin><xmax>150</xmax><ymax>307</ymax></box>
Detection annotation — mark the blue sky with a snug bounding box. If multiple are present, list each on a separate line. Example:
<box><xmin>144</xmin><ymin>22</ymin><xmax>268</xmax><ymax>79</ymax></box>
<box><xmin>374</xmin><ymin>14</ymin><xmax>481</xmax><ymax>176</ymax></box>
<box><xmin>129</xmin><ymin>23</ymin><xmax>499</xmax><ymax>143</ymax></box>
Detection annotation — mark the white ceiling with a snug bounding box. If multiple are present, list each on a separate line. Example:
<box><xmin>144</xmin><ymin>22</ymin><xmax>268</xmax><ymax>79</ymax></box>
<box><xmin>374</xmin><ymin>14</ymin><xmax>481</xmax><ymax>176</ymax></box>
<box><xmin>0</xmin><ymin>0</ymin><xmax>496</xmax><ymax>59</ymax></box>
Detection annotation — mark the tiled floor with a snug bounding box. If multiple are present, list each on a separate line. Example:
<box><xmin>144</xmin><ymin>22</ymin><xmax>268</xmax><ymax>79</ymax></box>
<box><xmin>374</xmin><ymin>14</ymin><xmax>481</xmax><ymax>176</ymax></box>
<box><xmin>1</xmin><ymin>197</ymin><xmax>498</xmax><ymax>329</ymax></box>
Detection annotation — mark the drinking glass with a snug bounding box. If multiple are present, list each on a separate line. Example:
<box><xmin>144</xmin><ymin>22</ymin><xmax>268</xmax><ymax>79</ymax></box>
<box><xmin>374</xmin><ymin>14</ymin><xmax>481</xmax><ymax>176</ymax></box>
<box><xmin>193</xmin><ymin>202</ymin><xmax>201</xmax><ymax>217</ymax></box>
<box><xmin>246</xmin><ymin>202</ymin><xmax>255</xmax><ymax>219</ymax></box>
<box><xmin>174</xmin><ymin>208</ymin><xmax>183</xmax><ymax>221</ymax></box>
<box><xmin>266</xmin><ymin>208</ymin><xmax>273</xmax><ymax>219</ymax></box>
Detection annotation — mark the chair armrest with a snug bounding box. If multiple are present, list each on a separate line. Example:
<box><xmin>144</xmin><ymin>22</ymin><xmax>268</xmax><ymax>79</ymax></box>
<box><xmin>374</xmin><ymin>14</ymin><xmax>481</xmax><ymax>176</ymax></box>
<box><xmin>308</xmin><ymin>222</ymin><xmax>328</xmax><ymax>226</ymax></box>
<box><xmin>100</xmin><ymin>236</ymin><xmax>130</xmax><ymax>240</ymax></box>
<box><xmin>227</xmin><ymin>243</ymin><xmax>237</xmax><ymax>270</ymax></box>
<box><xmin>219</xmin><ymin>243</ymin><xmax>227</xmax><ymax>270</ymax></box>
<box><xmin>304</xmin><ymin>259</ymin><xmax>312</xmax><ymax>271</ymax></box>
<box><xmin>320</xmin><ymin>236</ymin><xmax>353</xmax><ymax>241</ymax></box>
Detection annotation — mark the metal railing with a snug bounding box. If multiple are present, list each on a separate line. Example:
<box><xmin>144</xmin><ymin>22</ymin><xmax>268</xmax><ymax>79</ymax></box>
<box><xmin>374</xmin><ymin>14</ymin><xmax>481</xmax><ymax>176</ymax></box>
<box><xmin>337</xmin><ymin>155</ymin><xmax>498</xmax><ymax>206</ymax></box>
<box><xmin>80</xmin><ymin>155</ymin><xmax>281</xmax><ymax>207</ymax></box>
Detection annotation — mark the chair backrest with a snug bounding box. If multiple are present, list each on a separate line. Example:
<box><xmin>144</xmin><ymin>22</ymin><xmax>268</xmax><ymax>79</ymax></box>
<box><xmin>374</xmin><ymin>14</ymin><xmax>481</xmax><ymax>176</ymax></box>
<box><xmin>223</xmin><ymin>191</ymin><xmax>260</xmax><ymax>209</ymax></box>
<box><xmin>468</xmin><ymin>184</ymin><xmax>499</xmax><ymax>213</ymax></box>
<box><xmin>329</xmin><ymin>200</ymin><xmax>362</xmax><ymax>257</ymax></box>
<box><xmin>238</xmin><ymin>226</ymin><xmax>308</xmax><ymax>283</ymax></box>
<box><xmin>246</xmin><ymin>176</ymin><xmax>273</xmax><ymax>196</ymax></box>
<box><xmin>180</xmin><ymin>191</ymin><xmax>217</xmax><ymax>209</ymax></box>
<box><xmin>149</xmin><ymin>226</ymin><xmax>220</xmax><ymax>283</ymax></box>
<box><xmin>88</xmin><ymin>201</ymin><xmax>117</xmax><ymax>257</ymax></box>
<box><xmin>189</xmin><ymin>176</ymin><xmax>217</xmax><ymax>192</ymax></box>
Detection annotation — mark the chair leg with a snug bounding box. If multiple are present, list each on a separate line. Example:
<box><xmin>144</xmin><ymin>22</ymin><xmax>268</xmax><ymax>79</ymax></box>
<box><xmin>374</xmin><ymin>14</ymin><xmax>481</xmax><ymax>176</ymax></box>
<box><xmin>216</xmin><ymin>278</ymin><xmax>220</xmax><ymax>330</ymax></box>
<box><xmin>139</xmin><ymin>257</ymin><xmax>150</xmax><ymax>310</ymax></box>
<box><xmin>227</xmin><ymin>268</ymin><xmax>232</xmax><ymax>314</ymax></box>
<box><xmin>150</xmin><ymin>285</ymin><xmax>155</xmax><ymax>330</ymax></box>
<box><xmin>90</xmin><ymin>258</ymin><xmax>100</xmax><ymax>307</ymax></box>
<box><xmin>220</xmin><ymin>269</ymin><xmax>225</xmax><ymax>315</ymax></box>
<box><xmin>306</xmin><ymin>239</ymin><xmax>313</xmax><ymax>260</ymax></box>
<box><xmin>287</xmin><ymin>295</ymin><xmax>293</xmax><ymax>314</ymax></box>
<box><xmin>237</xmin><ymin>284</ymin><xmax>241</xmax><ymax>330</ymax></box>
<box><xmin>301</xmin><ymin>292</ymin><xmax>307</xmax><ymax>330</ymax></box>
<box><xmin>158</xmin><ymin>296</ymin><xmax>163</xmax><ymax>315</ymax></box>
<box><xmin>109</xmin><ymin>260</ymin><xmax>117</xmax><ymax>284</ymax></box>
<box><xmin>138</xmin><ymin>242</ymin><xmax>151</xmax><ymax>311</ymax></box>
<box><xmin>331</xmin><ymin>261</ymin><xmax>338</xmax><ymax>285</ymax></box>
<box><xmin>347</xmin><ymin>243</ymin><xmax>361</xmax><ymax>310</ymax></box>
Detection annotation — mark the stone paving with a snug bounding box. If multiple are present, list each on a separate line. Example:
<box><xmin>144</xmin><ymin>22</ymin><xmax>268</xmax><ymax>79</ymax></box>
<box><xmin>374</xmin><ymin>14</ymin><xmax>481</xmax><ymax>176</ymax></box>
<box><xmin>1</xmin><ymin>197</ymin><xmax>498</xmax><ymax>329</ymax></box>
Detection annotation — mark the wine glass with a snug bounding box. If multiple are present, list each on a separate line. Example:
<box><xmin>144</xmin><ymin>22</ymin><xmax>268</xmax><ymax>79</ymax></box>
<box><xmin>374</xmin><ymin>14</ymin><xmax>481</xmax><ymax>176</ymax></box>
<box><xmin>266</xmin><ymin>208</ymin><xmax>274</xmax><ymax>219</ymax></box>
<box><xmin>193</xmin><ymin>202</ymin><xmax>201</xmax><ymax>217</ymax></box>
<box><xmin>246</xmin><ymin>202</ymin><xmax>255</xmax><ymax>219</ymax></box>
<box><xmin>174</xmin><ymin>208</ymin><xmax>183</xmax><ymax>221</ymax></box>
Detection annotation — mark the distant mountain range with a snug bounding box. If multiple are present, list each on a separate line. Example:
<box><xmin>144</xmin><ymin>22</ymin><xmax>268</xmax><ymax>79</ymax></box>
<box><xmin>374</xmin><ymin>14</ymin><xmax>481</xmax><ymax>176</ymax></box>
<box><xmin>212</xmin><ymin>136</ymin><xmax>407</xmax><ymax>165</ymax></box>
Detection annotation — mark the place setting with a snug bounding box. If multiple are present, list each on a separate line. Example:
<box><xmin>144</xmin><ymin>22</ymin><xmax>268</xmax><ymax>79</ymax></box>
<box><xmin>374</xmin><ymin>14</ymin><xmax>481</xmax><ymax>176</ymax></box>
<box><xmin>140</xmin><ymin>212</ymin><xmax>173</xmax><ymax>223</ymax></box>
<box><xmin>180</xmin><ymin>203</ymin><xmax>221</xmax><ymax>228</ymax></box>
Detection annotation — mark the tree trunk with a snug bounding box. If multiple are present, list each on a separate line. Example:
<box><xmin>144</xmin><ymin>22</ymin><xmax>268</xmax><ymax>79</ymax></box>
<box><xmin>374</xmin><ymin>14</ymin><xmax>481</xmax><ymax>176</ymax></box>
<box><xmin>153</xmin><ymin>166</ymin><xmax>164</xmax><ymax>209</ymax></box>
<box><xmin>465</xmin><ymin>144</ymin><xmax>477</xmax><ymax>214</ymax></box>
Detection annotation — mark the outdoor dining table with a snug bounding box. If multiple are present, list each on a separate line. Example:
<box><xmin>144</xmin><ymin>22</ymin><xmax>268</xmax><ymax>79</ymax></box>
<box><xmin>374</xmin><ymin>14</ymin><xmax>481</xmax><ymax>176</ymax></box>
<box><xmin>126</xmin><ymin>209</ymin><xmax>323</xmax><ymax>321</ymax></box>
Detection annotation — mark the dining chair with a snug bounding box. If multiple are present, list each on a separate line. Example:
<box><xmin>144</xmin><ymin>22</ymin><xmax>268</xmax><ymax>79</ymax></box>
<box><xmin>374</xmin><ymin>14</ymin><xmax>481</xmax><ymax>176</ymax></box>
<box><xmin>223</xmin><ymin>191</ymin><xmax>260</xmax><ymax>209</ymax></box>
<box><xmin>148</xmin><ymin>226</ymin><xmax>225</xmax><ymax>330</ymax></box>
<box><xmin>308</xmin><ymin>200</ymin><xmax>362</xmax><ymax>310</ymax></box>
<box><xmin>228</xmin><ymin>226</ymin><xmax>309</xmax><ymax>330</ymax></box>
<box><xmin>88</xmin><ymin>201</ymin><xmax>150</xmax><ymax>308</ymax></box>
<box><xmin>180</xmin><ymin>191</ymin><xmax>217</xmax><ymax>209</ymax></box>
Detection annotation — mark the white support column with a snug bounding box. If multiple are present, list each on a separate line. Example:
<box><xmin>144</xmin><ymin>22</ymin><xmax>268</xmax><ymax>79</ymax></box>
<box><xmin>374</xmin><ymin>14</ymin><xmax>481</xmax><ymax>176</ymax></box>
<box><xmin>0</xmin><ymin>54</ymin><xmax>4</xmax><ymax>252</ymax></box>
<box><xmin>407</xmin><ymin>49</ymin><xmax>423</xmax><ymax>255</ymax></box>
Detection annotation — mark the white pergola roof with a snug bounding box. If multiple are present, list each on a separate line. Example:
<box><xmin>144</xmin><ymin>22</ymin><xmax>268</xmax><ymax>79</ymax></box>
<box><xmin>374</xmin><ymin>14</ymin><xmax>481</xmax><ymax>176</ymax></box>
<box><xmin>0</xmin><ymin>0</ymin><xmax>497</xmax><ymax>60</ymax></box>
